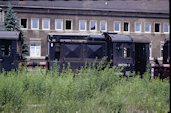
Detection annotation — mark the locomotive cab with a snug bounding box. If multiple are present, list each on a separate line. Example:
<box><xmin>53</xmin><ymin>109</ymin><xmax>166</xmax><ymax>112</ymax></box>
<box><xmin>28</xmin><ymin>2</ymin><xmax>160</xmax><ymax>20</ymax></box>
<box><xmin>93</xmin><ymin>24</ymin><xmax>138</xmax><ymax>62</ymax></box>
<box><xmin>106</xmin><ymin>34</ymin><xmax>150</xmax><ymax>75</ymax></box>
<box><xmin>0</xmin><ymin>31</ymin><xmax>22</xmax><ymax>72</ymax></box>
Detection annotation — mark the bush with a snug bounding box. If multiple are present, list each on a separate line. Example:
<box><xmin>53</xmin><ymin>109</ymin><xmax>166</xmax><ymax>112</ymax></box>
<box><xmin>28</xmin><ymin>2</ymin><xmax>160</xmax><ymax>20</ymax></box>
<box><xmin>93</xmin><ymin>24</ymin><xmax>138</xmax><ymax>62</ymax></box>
<box><xmin>0</xmin><ymin>63</ymin><xmax>170</xmax><ymax>113</ymax></box>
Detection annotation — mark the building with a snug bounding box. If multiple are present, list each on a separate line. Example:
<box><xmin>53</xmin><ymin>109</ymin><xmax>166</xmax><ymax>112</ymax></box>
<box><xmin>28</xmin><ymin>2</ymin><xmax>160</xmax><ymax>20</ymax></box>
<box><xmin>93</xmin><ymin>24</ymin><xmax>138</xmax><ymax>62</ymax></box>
<box><xmin>0</xmin><ymin>0</ymin><xmax>169</xmax><ymax>64</ymax></box>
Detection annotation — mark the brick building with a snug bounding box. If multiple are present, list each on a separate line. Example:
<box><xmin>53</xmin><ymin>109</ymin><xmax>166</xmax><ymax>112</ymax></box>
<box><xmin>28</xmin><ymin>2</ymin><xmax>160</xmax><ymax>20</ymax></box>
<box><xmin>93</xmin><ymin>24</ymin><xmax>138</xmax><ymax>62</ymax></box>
<box><xmin>0</xmin><ymin>0</ymin><xmax>169</xmax><ymax>64</ymax></box>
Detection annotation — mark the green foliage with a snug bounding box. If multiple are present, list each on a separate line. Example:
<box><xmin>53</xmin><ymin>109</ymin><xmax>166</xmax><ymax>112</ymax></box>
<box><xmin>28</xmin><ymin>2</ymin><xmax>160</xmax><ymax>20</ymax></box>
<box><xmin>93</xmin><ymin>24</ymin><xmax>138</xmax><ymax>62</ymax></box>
<box><xmin>0</xmin><ymin>63</ymin><xmax>170</xmax><ymax>113</ymax></box>
<box><xmin>2</xmin><ymin>3</ymin><xmax>29</xmax><ymax>61</ymax></box>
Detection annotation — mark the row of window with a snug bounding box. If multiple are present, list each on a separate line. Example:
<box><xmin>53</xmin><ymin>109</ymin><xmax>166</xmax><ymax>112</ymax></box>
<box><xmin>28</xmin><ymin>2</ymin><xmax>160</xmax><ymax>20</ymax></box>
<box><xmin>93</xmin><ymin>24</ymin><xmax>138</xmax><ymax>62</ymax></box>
<box><xmin>20</xmin><ymin>18</ymin><xmax>170</xmax><ymax>33</ymax></box>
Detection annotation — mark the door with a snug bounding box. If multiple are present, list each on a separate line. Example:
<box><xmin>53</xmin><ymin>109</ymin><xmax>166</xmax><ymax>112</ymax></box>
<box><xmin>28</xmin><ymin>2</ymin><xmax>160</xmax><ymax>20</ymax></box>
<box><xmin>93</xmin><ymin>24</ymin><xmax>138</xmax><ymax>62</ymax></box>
<box><xmin>0</xmin><ymin>40</ymin><xmax>13</xmax><ymax>71</ymax></box>
<box><xmin>134</xmin><ymin>43</ymin><xmax>147</xmax><ymax>75</ymax></box>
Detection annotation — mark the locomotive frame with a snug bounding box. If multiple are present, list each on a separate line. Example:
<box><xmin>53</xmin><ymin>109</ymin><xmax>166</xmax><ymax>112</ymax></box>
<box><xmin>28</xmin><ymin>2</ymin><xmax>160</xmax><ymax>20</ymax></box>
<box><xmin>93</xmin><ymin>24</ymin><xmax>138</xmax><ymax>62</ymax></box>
<box><xmin>46</xmin><ymin>32</ymin><xmax>151</xmax><ymax>75</ymax></box>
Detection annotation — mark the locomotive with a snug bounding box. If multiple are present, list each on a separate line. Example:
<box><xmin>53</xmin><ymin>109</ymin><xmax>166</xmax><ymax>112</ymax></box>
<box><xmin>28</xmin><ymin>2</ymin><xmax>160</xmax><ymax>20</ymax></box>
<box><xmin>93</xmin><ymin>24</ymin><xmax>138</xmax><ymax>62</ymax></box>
<box><xmin>152</xmin><ymin>38</ymin><xmax>170</xmax><ymax>79</ymax></box>
<box><xmin>0</xmin><ymin>31</ymin><xmax>22</xmax><ymax>72</ymax></box>
<box><xmin>46</xmin><ymin>32</ymin><xmax>150</xmax><ymax>75</ymax></box>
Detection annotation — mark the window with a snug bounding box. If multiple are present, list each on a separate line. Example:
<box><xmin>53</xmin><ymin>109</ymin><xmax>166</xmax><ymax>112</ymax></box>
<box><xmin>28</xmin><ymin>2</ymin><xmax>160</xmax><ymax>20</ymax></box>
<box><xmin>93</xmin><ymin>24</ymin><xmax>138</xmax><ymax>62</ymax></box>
<box><xmin>123</xmin><ymin>47</ymin><xmax>130</xmax><ymax>58</ymax></box>
<box><xmin>30</xmin><ymin>42</ymin><xmax>41</xmax><ymax>57</ymax></box>
<box><xmin>123</xmin><ymin>22</ymin><xmax>129</xmax><ymax>32</ymax></box>
<box><xmin>163</xmin><ymin>23</ymin><xmax>169</xmax><ymax>33</ymax></box>
<box><xmin>55</xmin><ymin>19</ymin><xmax>63</xmax><ymax>30</ymax></box>
<box><xmin>160</xmin><ymin>43</ymin><xmax>164</xmax><ymax>58</ymax></box>
<box><xmin>42</xmin><ymin>18</ymin><xmax>50</xmax><ymax>30</ymax></box>
<box><xmin>90</xmin><ymin>20</ymin><xmax>97</xmax><ymax>31</ymax></box>
<box><xmin>144</xmin><ymin>22</ymin><xmax>151</xmax><ymax>33</ymax></box>
<box><xmin>79</xmin><ymin>20</ymin><xmax>86</xmax><ymax>31</ymax></box>
<box><xmin>149</xmin><ymin>43</ymin><xmax>152</xmax><ymax>58</ymax></box>
<box><xmin>114</xmin><ymin>21</ymin><xmax>121</xmax><ymax>32</ymax></box>
<box><xmin>20</xmin><ymin>18</ymin><xmax>27</xmax><ymax>29</ymax></box>
<box><xmin>1</xmin><ymin>41</ymin><xmax>11</xmax><ymax>56</ymax></box>
<box><xmin>31</xmin><ymin>18</ymin><xmax>39</xmax><ymax>30</ymax></box>
<box><xmin>65</xmin><ymin>20</ymin><xmax>72</xmax><ymax>30</ymax></box>
<box><xmin>135</xmin><ymin>22</ymin><xmax>141</xmax><ymax>32</ymax></box>
<box><xmin>100</xmin><ymin>21</ymin><xmax>107</xmax><ymax>31</ymax></box>
<box><xmin>154</xmin><ymin>23</ymin><xmax>160</xmax><ymax>33</ymax></box>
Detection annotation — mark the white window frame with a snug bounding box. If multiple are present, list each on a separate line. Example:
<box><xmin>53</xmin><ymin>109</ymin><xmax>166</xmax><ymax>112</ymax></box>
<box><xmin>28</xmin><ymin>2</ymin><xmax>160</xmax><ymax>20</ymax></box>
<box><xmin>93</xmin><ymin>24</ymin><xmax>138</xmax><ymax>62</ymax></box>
<box><xmin>65</xmin><ymin>19</ymin><xmax>73</xmax><ymax>31</ymax></box>
<box><xmin>160</xmin><ymin>41</ymin><xmax>164</xmax><ymax>59</ymax></box>
<box><xmin>90</xmin><ymin>20</ymin><xmax>97</xmax><ymax>32</ymax></box>
<box><xmin>154</xmin><ymin>22</ymin><xmax>161</xmax><ymax>33</ymax></box>
<box><xmin>114</xmin><ymin>21</ymin><xmax>121</xmax><ymax>32</ymax></box>
<box><xmin>149</xmin><ymin>43</ymin><xmax>153</xmax><ymax>60</ymax></box>
<box><xmin>163</xmin><ymin>23</ymin><xmax>170</xmax><ymax>34</ymax></box>
<box><xmin>79</xmin><ymin>20</ymin><xmax>87</xmax><ymax>31</ymax></box>
<box><xmin>55</xmin><ymin>19</ymin><xmax>63</xmax><ymax>31</ymax></box>
<box><xmin>42</xmin><ymin>18</ymin><xmax>50</xmax><ymax>30</ymax></box>
<box><xmin>100</xmin><ymin>20</ymin><xmax>107</xmax><ymax>32</ymax></box>
<box><xmin>30</xmin><ymin>42</ymin><xmax>41</xmax><ymax>57</ymax></box>
<box><xmin>134</xmin><ymin>22</ymin><xmax>142</xmax><ymax>33</ymax></box>
<box><xmin>144</xmin><ymin>22</ymin><xmax>151</xmax><ymax>33</ymax></box>
<box><xmin>31</xmin><ymin>18</ymin><xmax>39</xmax><ymax>30</ymax></box>
<box><xmin>20</xmin><ymin>18</ymin><xmax>28</xmax><ymax>30</ymax></box>
<box><xmin>123</xmin><ymin>21</ymin><xmax>130</xmax><ymax>33</ymax></box>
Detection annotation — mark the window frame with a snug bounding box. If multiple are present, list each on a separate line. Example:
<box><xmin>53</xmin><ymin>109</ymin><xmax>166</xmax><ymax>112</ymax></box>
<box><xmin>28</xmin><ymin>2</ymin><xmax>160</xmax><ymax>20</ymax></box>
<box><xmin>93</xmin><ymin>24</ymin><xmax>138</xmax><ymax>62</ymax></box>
<box><xmin>100</xmin><ymin>20</ymin><xmax>107</xmax><ymax>32</ymax></box>
<box><xmin>31</xmin><ymin>18</ymin><xmax>39</xmax><ymax>30</ymax></box>
<box><xmin>144</xmin><ymin>22</ymin><xmax>151</xmax><ymax>33</ymax></box>
<box><xmin>79</xmin><ymin>20</ymin><xmax>87</xmax><ymax>31</ymax></box>
<box><xmin>160</xmin><ymin>41</ymin><xmax>164</xmax><ymax>58</ymax></box>
<box><xmin>65</xmin><ymin>19</ymin><xmax>73</xmax><ymax>31</ymax></box>
<box><xmin>90</xmin><ymin>20</ymin><xmax>97</xmax><ymax>32</ymax></box>
<box><xmin>30</xmin><ymin>42</ymin><xmax>41</xmax><ymax>57</ymax></box>
<box><xmin>114</xmin><ymin>21</ymin><xmax>121</xmax><ymax>32</ymax></box>
<box><xmin>42</xmin><ymin>18</ymin><xmax>50</xmax><ymax>30</ymax></box>
<box><xmin>20</xmin><ymin>18</ymin><xmax>28</xmax><ymax>30</ymax></box>
<box><xmin>163</xmin><ymin>23</ymin><xmax>170</xmax><ymax>34</ymax></box>
<box><xmin>134</xmin><ymin>22</ymin><xmax>142</xmax><ymax>33</ymax></box>
<box><xmin>55</xmin><ymin>19</ymin><xmax>63</xmax><ymax>31</ymax></box>
<box><xmin>123</xmin><ymin>21</ymin><xmax>130</xmax><ymax>33</ymax></box>
<box><xmin>154</xmin><ymin>22</ymin><xmax>161</xmax><ymax>33</ymax></box>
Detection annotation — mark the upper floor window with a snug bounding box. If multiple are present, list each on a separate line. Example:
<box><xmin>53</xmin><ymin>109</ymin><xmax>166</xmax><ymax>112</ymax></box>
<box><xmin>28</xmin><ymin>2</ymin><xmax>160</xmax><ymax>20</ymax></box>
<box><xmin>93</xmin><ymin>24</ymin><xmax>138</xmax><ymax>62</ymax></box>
<box><xmin>135</xmin><ymin>22</ymin><xmax>141</xmax><ymax>32</ymax></box>
<box><xmin>90</xmin><ymin>20</ymin><xmax>97</xmax><ymax>31</ymax></box>
<box><xmin>20</xmin><ymin>18</ymin><xmax>28</xmax><ymax>29</ymax></box>
<box><xmin>154</xmin><ymin>23</ymin><xmax>160</xmax><ymax>33</ymax></box>
<box><xmin>31</xmin><ymin>18</ymin><xmax>39</xmax><ymax>30</ymax></box>
<box><xmin>114</xmin><ymin>21</ymin><xmax>121</xmax><ymax>32</ymax></box>
<box><xmin>100</xmin><ymin>21</ymin><xmax>107</xmax><ymax>31</ymax></box>
<box><xmin>42</xmin><ymin>18</ymin><xmax>50</xmax><ymax>30</ymax></box>
<box><xmin>144</xmin><ymin>22</ymin><xmax>151</xmax><ymax>33</ymax></box>
<box><xmin>79</xmin><ymin>20</ymin><xmax>87</xmax><ymax>31</ymax></box>
<box><xmin>55</xmin><ymin>19</ymin><xmax>63</xmax><ymax>31</ymax></box>
<box><xmin>123</xmin><ymin>22</ymin><xmax>129</xmax><ymax>32</ymax></box>
<box><xmin>65</xmin><ymin>20</ymin><xmax>72</xmax><ymax>30</ymax></box>
<box><xmin>163</xmin><ymin>23</ymin><xmax>169</xmax><ymax>33</ymax></box>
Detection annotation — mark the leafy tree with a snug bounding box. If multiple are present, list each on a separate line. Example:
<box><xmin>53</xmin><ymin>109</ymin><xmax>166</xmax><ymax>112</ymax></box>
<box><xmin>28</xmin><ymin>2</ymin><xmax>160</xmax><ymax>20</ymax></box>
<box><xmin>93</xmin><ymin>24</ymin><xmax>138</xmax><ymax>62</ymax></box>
<box><xmin>3</xmin><ymin>3</ymin><xmax>29</xmax><ymax>62</ymax></box>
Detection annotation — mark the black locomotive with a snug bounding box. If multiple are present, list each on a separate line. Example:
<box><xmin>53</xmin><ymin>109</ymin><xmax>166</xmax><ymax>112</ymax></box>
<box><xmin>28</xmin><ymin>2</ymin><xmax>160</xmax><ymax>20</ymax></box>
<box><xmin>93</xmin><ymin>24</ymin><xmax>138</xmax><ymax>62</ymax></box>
<box><xmin>0</xmin><ymin>31</ymin><xmax>22</xmax><ymax>72</ymax></box>
<box><xmin>46</xmin><ymin>32</ymin><xmax>150</xmax><ymax>75</ymax></box>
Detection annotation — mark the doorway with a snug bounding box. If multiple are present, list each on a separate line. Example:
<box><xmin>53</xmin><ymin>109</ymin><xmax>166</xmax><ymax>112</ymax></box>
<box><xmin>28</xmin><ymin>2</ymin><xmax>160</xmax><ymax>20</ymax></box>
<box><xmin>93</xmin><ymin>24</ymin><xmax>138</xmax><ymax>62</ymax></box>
<box><xmin>134</xmin><ymin>43</ymin><xmax>147</xmax><ymax>75</ymax></box>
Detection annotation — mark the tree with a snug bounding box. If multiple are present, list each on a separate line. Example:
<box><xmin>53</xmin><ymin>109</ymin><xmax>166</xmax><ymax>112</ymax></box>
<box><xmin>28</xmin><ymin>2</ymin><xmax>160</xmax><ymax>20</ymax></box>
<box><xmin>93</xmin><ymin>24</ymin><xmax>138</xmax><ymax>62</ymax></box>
<box><xmin>3</xmin><ymin>3</ymin><xmax>29</xmax><ymax>62</ymax></box>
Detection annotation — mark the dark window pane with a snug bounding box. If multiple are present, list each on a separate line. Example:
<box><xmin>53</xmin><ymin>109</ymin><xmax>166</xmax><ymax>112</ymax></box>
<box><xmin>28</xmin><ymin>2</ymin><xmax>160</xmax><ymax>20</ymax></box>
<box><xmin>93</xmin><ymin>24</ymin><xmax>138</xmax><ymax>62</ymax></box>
<box><xmin>66</xmin><ymin>20</ymin><xmax>71</xmax><ymax>30</ymax></box>
<box><xmin>1</xmin><ymin>41</ymin><xmax>11</xmax><ymax>56</ymax></box>
<box><xmin>155</xmin><ymin>23</ymin><xmax>160</xmax><ymax>32</ymax></box>
<box><xmin>124</xmin><ymin>22</ymin><xmax>129</xmax><ymax>31</ymax></box>
<box><xmin>21</xmin><ymin>19</ymin><xmax>27</xmax><ymax>28</ymax></box>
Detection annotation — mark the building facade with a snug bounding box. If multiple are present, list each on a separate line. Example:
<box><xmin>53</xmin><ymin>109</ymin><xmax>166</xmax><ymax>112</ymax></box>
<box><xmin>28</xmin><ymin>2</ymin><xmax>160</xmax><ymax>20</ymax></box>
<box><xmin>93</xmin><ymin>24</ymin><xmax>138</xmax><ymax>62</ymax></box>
<box><xmin>0</xmin><ymin>1</ymin><xmax>169</xmax><ymax>64</ymax></box>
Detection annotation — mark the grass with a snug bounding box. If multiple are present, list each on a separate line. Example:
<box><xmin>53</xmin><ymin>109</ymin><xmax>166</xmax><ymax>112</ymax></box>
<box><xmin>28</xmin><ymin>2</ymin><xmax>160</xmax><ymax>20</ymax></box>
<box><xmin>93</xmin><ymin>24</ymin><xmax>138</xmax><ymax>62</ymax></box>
<box><xmin>0</xmin><ymin>62</ymin><xmax>170</xmax><ymax>113</ymax></box>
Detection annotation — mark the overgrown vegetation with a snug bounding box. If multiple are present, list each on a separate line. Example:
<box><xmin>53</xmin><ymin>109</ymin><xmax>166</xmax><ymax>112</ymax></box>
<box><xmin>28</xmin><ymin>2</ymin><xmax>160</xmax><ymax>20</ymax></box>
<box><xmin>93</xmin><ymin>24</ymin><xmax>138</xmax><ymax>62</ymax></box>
<box><xmin>0</xmin><ymin>62</ymin><xmax>170</xmax><ymax>113</ymax></box>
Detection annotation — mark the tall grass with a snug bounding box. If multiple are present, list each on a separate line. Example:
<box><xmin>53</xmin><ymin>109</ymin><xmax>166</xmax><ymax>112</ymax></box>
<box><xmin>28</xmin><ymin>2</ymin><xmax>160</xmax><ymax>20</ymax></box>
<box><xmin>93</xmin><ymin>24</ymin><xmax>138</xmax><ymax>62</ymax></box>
<box><xmin>0</xmin><ymin>62</ymin><xmax>170</xmax><ymax>113</ymax></box>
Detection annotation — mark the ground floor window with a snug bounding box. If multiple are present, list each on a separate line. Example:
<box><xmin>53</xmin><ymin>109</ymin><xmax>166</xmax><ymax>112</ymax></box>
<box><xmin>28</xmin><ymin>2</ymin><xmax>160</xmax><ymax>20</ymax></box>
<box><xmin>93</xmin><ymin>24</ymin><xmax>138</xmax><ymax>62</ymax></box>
<box><xmin>30</xmin><ymin>42</ymin><xmax>41</xmax><ymax>57</ymax></box>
